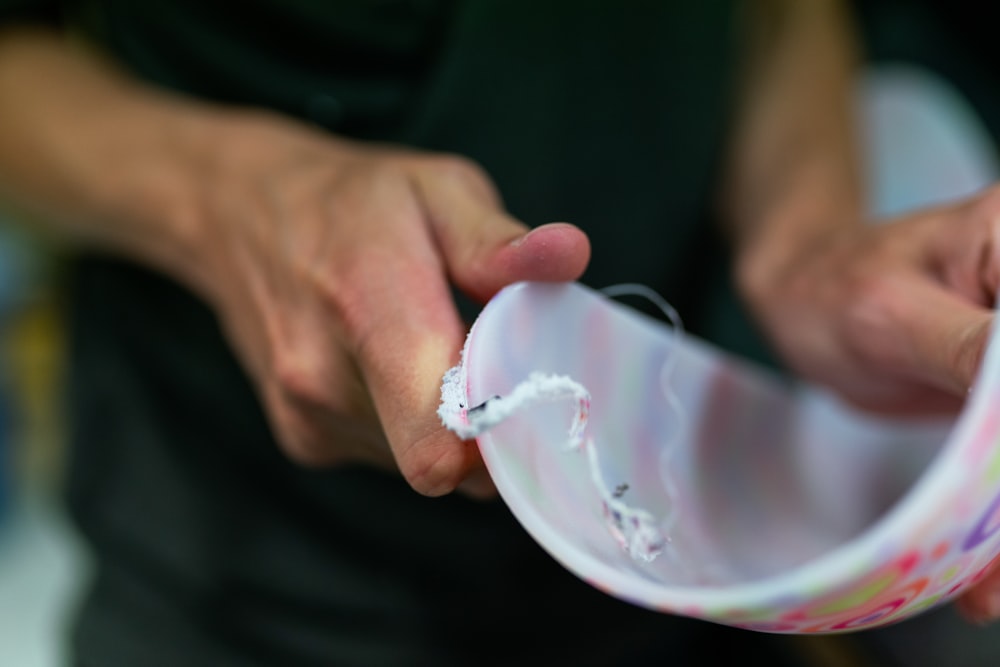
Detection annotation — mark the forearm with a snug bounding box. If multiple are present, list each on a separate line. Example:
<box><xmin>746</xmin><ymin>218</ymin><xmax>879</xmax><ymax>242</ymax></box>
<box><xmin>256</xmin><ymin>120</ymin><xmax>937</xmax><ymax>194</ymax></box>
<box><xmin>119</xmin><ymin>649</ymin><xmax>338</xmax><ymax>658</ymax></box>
<box><xmin>722</xmin><ymin>0</ymin><xmax>864</xmax><ymax>299</ymax></box>
<box><xmin>0</xmin><ymin>26</ymin><xmax>216</xmax><ymax>290</ymax></box>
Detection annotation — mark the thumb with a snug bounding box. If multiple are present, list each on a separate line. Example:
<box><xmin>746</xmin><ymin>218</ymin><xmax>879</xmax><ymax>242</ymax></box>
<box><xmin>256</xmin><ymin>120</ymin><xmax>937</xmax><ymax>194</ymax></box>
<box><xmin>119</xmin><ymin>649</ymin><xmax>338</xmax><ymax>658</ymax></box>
<box><xmin>912</xmin><ymin>189</ymin><xmax>1000</xmax><ymax>393</ymax></box>
<box><xmin>414</xmin><ymin>161</ymin><xmax>591</xmax><ymax>302</ymax></box>
<box><xmin>873</xmin><ymin>274</ymin><xmax>994</xmax><ymax>396</ymax></box>
<box><xmin>450</xmin><ymin>221</ymin><xmax>592</xmax><ymax>302</ymax></box>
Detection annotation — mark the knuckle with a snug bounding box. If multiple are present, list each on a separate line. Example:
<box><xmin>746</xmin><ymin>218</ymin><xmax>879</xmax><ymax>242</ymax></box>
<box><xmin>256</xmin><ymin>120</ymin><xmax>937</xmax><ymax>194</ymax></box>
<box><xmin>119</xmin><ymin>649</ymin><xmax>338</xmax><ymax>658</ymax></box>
<box><xmin>303</xmin><ymin>152</ymin><xmax>405</xmax><ymax>208</ymax></box>
<box><xmin>272</xmin><ymin>347</ymin><xmax>334</xmax><ymax>411</ymax></box>
<box><xmin>357</xmin><ymin>161</ymin><xmax>408</xmax><ymax>199</ymax></box>
<box><xmin>267</xmin><ymin>393</ymin><xmax>339</xmax><ymax>467</ymax></box>
<box><xmin>428</xmin><ymin>153</ymin><xmax>485</xmax><ymax>179</ymax></box>
<box><xmin>842</xmin><ymin>272</ymin><xmax>906</xmax><ymax>362</ymax></box>
<box><xmin>846</xmin><ymin>271</ymin><xmax>895</xmax><ymax>322</ymax></box>
<box><xmin>423</xmin><ymin>153</ymin><xmax>496</xmax><ymax>196</ymax></box>
<box><xmin>272</xmin><ymin>362</ymin><xmax>320</xmax><ymax>408</ymax></box>
<box><xmin>316</xmin><ymin>272</ymin><xmax>379</xmax><ymax>358</ymax></box>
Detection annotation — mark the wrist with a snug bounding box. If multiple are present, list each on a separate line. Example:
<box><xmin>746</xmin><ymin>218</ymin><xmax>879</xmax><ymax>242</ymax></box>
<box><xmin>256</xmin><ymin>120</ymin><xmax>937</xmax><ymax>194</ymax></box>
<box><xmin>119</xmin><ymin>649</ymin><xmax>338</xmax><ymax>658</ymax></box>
<box><xmin>0</xmin><ymin>30</ymin><xmax>224</xmax><ymax>295</ymax></box>
<box><xmin>88</xmin><ymin>95</ymin><xmax>221</xmax><ymax>293</ymax></box>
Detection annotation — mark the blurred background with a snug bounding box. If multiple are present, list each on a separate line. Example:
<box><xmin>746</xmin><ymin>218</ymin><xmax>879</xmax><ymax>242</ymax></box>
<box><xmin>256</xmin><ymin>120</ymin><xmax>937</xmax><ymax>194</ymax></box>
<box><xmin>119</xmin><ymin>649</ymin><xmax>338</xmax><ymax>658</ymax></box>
<box><xmin>0</xmin><ymin>217</ymin><xmax>92</xmax><ymax>667</ymax></box>
<box><xmin>3</xmin><ymin>104</ymin><xmax>1000</xmax><ymax>666</ymax></box>
<box><xmin>2</xmin><ymin>2</ymin><xmax>1000</xmax><ymax>666</ymax></box>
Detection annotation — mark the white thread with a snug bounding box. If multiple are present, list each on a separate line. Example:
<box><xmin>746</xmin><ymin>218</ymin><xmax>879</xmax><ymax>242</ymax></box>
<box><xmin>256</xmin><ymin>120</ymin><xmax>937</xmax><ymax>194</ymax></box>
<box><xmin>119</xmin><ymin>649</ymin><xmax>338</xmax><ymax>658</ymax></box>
<box><xmin>437</xmin><ymin>283</ymin><xmax>691</xmax><ymax>564</ymax></box>
<box><xmin>468</xmin><ymin>372</ymin><xmax>590</xmax><ymax>446</ymax></box>
<box><xmin>438</xmin><ymin>359</ymin><xmax>474</xmax><ymax>438</ymax></box>
<box><xmin>601</xmin><ymin>284</ymin><xmax>731</xmax><ymax>582</ymax></box>
<box><xmin>599</xmin><ymin>284</ymin><xmax>687</xmax><ymax>567</ymax></box>
<box><xmin>438</xmin><ymin>365</ymin><xmax>666</xmax><ymax>562</ymax></box>
<box><xmin>584</xmin><ymin>438</ymin><xmax>666</xmax><ymax>562</ymax></box>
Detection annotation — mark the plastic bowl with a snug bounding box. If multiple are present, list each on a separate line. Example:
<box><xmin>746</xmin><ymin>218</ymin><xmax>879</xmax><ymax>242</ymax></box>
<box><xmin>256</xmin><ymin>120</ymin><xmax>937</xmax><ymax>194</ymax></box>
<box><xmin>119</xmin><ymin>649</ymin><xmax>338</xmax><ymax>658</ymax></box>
<box><xmin>447</xmin><ymin>280</ymin><xmax>999</xmax><ymax>633</ymax></box>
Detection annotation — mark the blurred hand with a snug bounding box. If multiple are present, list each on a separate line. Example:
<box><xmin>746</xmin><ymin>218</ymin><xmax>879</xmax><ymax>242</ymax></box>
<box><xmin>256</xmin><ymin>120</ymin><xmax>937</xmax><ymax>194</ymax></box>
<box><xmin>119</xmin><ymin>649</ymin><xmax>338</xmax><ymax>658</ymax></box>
<box><xmin>740</xmin><ymin>186</ymin><xmax>999</xmax><ymax>415</ymax></box>
<box><xmin>740</xmin><ymin>185</ymin><xmax>1000</xmax><ymax>621</ymax></box>
<box><xmin>189</xmin><ymin>113</ymin><xmax>590</xmax><ymax>498</ymax></box>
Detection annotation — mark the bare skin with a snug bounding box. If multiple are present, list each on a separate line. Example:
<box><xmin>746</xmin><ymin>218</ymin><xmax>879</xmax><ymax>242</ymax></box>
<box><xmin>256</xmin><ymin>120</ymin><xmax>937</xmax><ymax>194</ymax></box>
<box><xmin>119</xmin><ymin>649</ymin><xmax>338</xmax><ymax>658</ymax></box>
<box><xmin>1</xmin><ymin>1</ymin><xmax>998</xmax><ymax>622</ymax></box>
<box><xmin>725</xmin><ymin>1</ymin><xmax>999</xmax><ymax>621</ymax></box>
<box><xmin>0</xmin><ymin>30</ymin><xmax>591</xmax><ymax>500</ymax></box>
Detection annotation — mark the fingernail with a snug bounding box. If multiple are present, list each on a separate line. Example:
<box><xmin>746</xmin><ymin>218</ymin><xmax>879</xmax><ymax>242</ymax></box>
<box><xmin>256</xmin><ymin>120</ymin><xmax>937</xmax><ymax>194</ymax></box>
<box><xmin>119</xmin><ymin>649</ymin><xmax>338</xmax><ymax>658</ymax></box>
<box><xmin>509</xmin><ymin>228</ymin><xmax>535</xmax><ymax>248</ymax></box>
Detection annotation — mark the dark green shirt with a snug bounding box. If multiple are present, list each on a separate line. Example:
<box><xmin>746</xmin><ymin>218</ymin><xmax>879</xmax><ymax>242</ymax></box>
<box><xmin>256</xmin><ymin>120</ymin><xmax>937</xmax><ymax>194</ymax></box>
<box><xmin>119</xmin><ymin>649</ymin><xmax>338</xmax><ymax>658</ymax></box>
<box><xmin>1</xmin><ymin>2</ymin><xmax>796</xmax><ymax>665</ymax></box>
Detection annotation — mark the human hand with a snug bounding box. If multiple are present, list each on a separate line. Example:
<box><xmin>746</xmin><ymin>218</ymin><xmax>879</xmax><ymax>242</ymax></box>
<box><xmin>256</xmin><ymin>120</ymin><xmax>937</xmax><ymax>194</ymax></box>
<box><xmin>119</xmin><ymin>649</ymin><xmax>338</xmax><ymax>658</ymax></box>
<box><xmin>738</xmin><ymin>187</ymin><xmax>999</xmax><ymax>416</ymax></box>
<box><xmin>738</xmin><ymin>186</ymin><xmax>1000</xmax><ymax>620</ymax></box>
<box><xmin>0</xmin><ymin>29</ymin><xmax>589</xmax><ymax>499</ymax></box>
<box><xmin>186</xmin><ymin>112</ymin><xmax>590</xmax><ymax>498</ymax></box>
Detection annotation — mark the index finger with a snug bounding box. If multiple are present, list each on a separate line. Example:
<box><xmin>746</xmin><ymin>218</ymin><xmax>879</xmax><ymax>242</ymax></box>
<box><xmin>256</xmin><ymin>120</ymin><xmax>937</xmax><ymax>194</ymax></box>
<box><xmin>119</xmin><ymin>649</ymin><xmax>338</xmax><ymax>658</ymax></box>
<box><xmin>854</xmin><ymin>270</ymin><xmax>993</xmax><ymax>396</ymax></box>
<box><xmin>347</xmin><ymin>236</ymin><xmax>481</xmax><ymax>497</ymax></box>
